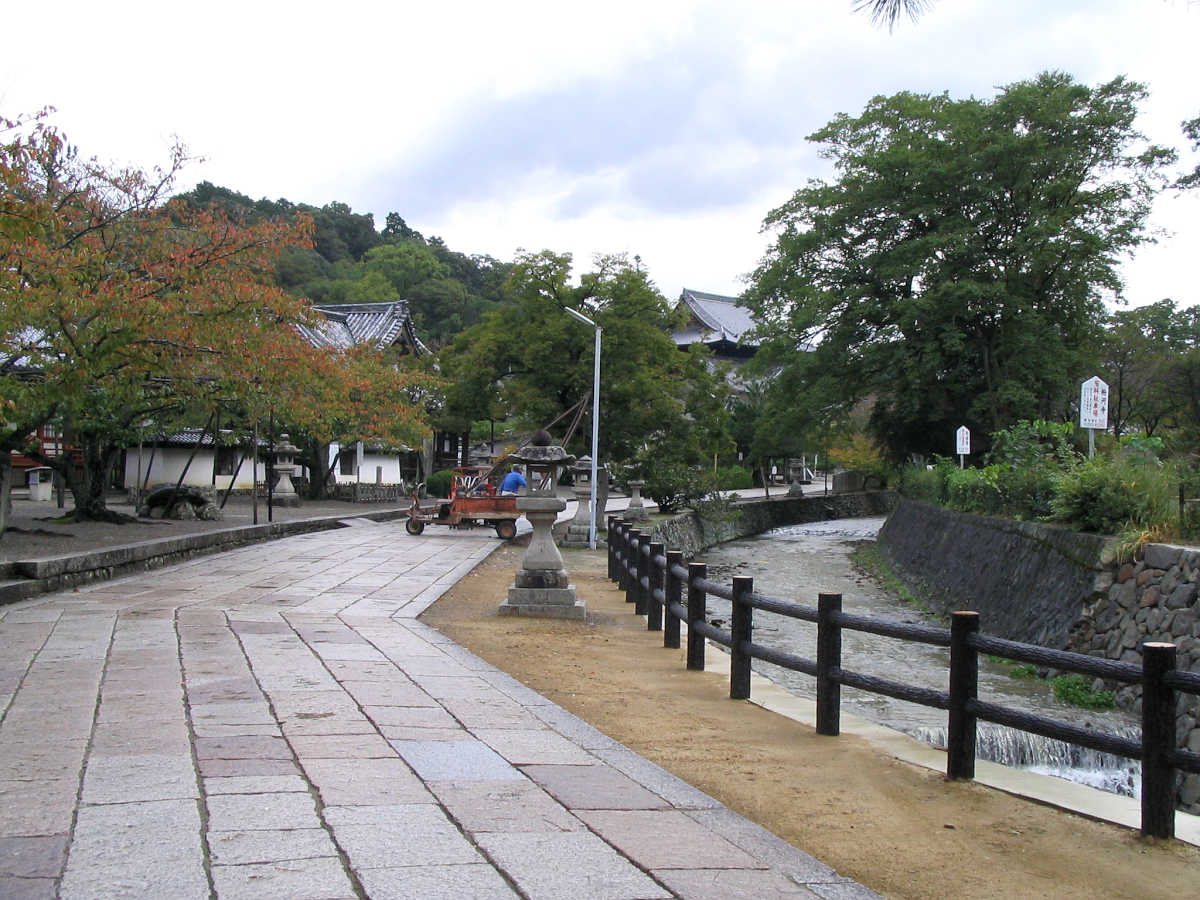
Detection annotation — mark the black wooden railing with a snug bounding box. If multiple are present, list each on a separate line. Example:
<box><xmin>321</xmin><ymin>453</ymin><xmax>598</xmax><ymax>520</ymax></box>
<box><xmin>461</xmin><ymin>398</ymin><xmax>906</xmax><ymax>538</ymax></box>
<box><xmin>606</xmin><ymin>516</ymin><xmax>1200</xmax><ymax>839</ymax></box>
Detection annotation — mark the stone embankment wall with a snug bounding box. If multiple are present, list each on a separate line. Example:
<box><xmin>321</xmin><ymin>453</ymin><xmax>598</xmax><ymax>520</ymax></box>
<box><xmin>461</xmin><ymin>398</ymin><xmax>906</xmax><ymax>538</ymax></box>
<box><xmin>878</xmin><ymin>498</ymin><xmax>1200</xmax><ymax>814</ymax></box>
<box><xmin>648</xmin><ymin>490</ymin><xmax>897</xmax><ymax>558</ymax></box>
<box><xmin>877</xmin><ymin>500</ymin><xmax>1116</xmax><ymax>648</ymax></box>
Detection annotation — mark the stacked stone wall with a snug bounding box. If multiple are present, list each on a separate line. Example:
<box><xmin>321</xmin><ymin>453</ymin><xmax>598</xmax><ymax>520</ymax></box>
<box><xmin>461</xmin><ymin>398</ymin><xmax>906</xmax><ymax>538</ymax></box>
<box><xmin>1067</xmin><ymin>543</ymin><xmax>1200</xmax><ymax>811</ymax></box>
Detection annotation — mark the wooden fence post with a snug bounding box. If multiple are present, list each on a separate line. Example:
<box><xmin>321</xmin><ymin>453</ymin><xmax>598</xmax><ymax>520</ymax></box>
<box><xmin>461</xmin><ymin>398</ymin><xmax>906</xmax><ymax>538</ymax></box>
<box><xmin>1141</xmin><ymin>641</ymin><xmax>1177</xmax><ymax>839</ymax></box>
<box><xmin>687</xmin><ymin>562</ymin><xmax>707</xmax><ymax>671</ymax></box>
<box><xmin>816</xmin><ymin>592</ymin><xmax>842</xmax><ymax>736</ymax></box>
<box><xmin>664</xmin><ymin>550</ymin><xmax>683</xmax><ymax>650</ymax></box>
<box><xmin>947</xmin><ymin>610</ymin><xmax>980</xmax><ymax>780</ymax></box>
<box><xmin>607</xmin><ymin>515</ymin><xmax>617</xmax><ymax>581</ymax></box>
<box><xmin>625</xmin><ymin>530</ymin><xmax>641</xmax><ymax>605</ymax></box>
<box><xmin>634</xmin><ymin>534</ymin><xmax>649</xmax><ymax>616</ymax></box>
<box><xmin>647</xmin><ymin>542</ymin><xmax>664</xmax><ymax>631</ymax></box>
<box><xmin>730</xmin><ymin>576</ymin><xmax>754</xmax><ymax>700</ymax></box>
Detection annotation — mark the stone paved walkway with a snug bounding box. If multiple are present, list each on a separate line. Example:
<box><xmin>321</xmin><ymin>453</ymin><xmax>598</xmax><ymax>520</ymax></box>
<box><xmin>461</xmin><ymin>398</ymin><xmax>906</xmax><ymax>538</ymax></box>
<box><xmin>0</xmin><ymin>518</ymin><xmax>876</xmax><ymax>899</ymax></box>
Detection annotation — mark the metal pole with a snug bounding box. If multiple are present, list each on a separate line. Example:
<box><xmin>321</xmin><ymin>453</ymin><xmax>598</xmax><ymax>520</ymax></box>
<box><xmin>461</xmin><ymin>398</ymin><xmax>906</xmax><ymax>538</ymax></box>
<box><xmin>589</xmin><ymin>324</ymin><xmax>601</xmax><ymax>550</ymax></box>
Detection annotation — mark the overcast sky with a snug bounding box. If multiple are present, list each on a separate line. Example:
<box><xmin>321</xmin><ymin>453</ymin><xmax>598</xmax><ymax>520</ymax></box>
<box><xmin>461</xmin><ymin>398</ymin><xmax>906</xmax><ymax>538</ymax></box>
<box><xmin>4</xmin><ymin>1</ymin><xmax>1198</xmax><ymax>306</ymax></box>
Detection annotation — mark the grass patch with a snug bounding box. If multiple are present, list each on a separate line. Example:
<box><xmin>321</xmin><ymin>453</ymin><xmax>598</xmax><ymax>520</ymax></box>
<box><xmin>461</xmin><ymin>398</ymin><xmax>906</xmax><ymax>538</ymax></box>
<box><xmin>1051</xmin><ymin>674</ymin><xmax>1116</xmax><ymax>710</ymax></box>
<box><xmin>850</xmin><ymin>542</ymin><xmax>935</xmax><ymax>616</ymax></box>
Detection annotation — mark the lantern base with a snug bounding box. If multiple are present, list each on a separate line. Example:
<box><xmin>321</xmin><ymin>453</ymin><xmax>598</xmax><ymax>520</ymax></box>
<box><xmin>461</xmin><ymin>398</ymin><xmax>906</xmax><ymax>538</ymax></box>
<box><xmin>499</xmin><ymin>585</ymin><xmax>584</xmax><ymax>620</ymax></box>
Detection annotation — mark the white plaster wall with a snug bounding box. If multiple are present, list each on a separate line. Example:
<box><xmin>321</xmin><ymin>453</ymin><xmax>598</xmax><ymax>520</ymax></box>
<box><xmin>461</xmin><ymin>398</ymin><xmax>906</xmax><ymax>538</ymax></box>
<box><xmin>123</xmin><ymin>447</ymin><xmax>264</xmax><ymax>491</ymax></box>
<box><xmin>328</xmin><ymin>443</ymin><xmax>404</xmax><ymax>485</ymax></box>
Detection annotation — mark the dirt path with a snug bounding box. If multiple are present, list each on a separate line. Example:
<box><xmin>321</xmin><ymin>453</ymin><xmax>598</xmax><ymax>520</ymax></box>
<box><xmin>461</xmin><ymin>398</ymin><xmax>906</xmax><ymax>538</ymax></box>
<box><xmin>423</xmin><ymin>542</ymin><xmax>1200</xmax><ymax>900</ymax></box>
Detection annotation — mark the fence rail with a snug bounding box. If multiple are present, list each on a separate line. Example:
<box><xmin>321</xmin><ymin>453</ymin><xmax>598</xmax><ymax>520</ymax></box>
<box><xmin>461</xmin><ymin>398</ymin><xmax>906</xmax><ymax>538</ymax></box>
<box><xmin>606</xmin><ymin>515</ymin><xmax>1200</xmax><ymax>839</ymax></box>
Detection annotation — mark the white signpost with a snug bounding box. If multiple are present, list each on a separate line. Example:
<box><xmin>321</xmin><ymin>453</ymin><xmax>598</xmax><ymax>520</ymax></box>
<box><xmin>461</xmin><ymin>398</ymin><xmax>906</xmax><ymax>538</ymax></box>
<box><xmin>1079</xmin><ymin>376</ymin><xmax>1109</xmax><ymax>458</ymax></box>
<box><xmin>956</xmin><ymin>425</ymin><xmax>970</xmax><ymax>469</ymax></box>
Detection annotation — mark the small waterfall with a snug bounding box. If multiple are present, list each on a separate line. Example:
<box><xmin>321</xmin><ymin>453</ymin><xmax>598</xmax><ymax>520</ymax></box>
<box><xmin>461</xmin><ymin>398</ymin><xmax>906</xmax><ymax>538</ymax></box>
<box><xmin>911</xmin><ymin>723</ymin><xmax>1142</xmax><ymax>798</ymax></box>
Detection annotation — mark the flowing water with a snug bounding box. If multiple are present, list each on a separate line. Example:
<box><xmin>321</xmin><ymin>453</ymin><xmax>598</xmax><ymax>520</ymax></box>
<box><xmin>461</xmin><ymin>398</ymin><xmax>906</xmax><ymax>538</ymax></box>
<box><xmin>699</xmin><ymin>518</ymin><xmax>1141</xmax><ymax>798</ymax></box>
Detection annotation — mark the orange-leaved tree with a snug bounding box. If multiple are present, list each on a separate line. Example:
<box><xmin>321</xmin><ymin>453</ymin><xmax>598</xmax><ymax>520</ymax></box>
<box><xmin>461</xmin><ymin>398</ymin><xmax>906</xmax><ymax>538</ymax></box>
<box><xmin>0</xmin><ymin>109</ymin><xmax>356</xmax><ymax>523</ymax></box>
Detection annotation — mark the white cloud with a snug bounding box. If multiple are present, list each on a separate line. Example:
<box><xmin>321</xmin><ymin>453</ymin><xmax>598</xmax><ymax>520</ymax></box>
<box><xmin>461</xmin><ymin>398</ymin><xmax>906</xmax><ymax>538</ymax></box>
<box><xmin>3</xmin><ymin>0</ymin><xmax>1198</xmax><ymax>303</ymax></box>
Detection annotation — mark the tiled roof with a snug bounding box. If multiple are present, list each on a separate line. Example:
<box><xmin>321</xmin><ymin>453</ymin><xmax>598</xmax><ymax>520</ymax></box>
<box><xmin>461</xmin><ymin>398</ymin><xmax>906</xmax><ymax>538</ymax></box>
<box><xmin>297</xmin><ymin>301</ymin><xmax>427</xmax><ymax>355</ymax></box>
<box><xmin>673</xmin><ymin>289</ymin><xmax>759</xmax><ymax>348</ymax></box>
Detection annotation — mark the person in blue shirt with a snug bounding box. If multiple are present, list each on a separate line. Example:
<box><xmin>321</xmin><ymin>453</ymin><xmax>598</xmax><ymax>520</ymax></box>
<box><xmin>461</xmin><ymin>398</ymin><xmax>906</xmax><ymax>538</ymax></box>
<box><xmin>499</xmin><ymin>465</ymin><xmax>526</xmax><ymax>495</ymax></box>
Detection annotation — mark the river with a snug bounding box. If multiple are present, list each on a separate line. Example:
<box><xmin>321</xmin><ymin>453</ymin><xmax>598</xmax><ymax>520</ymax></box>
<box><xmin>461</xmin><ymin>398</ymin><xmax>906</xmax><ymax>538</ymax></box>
<box><xmin>699</xmin><ymin>517</ymin><xmax>1141</xmax><ymax>797</ymax></box>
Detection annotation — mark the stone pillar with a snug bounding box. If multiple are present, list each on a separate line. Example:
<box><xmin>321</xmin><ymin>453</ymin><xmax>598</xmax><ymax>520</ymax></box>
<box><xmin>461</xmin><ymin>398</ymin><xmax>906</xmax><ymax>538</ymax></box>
<box><xmin>625</xmin><ymin>479</ymin><xmax>649</xmax><ymax>522</ymax></box>
<box><xmin>272</xmin><ymin>434</ymin><xmax>302</xmax><ymax>507</ymax></box>
<box><xmin>595</xmin><ymin>464</ymin><xmax>609</xmax><ymax>521</ymax></box>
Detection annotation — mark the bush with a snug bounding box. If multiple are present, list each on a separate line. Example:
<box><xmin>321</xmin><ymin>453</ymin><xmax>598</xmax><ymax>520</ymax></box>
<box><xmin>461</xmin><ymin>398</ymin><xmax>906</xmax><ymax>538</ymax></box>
<box><xmin>999</xmin><ymin>465</ymin><xmax>1058</xmax><ymax>520</ymax></box>
<box><xmin>1049</xmin><ymin>457</ymin><xmax>1145</xmax><ymax>534</ymax></box>
<box><xmin>899</xmin><ymin>456</ymin><xmax>956</xmax><ymax>504</ymax></box>
<box><xmin>714</xmin><ymin>465</ymin><xmax>753</xmax><ymax>491</ymax></box>
<box><xmin>945</xmin><ymin>466</ymin><xmax>1004</xmax><ymax>515</ymax></box>
<box><xmin>426</xmin><ymin>469</ymin><xmax>454</xmax><ymax>498</ymax></box>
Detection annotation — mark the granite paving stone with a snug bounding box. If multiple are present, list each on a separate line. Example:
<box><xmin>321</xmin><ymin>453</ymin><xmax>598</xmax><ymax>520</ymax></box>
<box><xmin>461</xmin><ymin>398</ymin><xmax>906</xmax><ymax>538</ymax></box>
<box><xmin>361</xmin><ymin>704</ymin><xmax>459</xmax><ymax>728</ymax></box>
<box><xmin>288</xmin><ymin>733</ymin><xmax>397</xmax><ymax>759</ymax></box>
<box><xmin>203</xmin><ymin>774</ymin><xmax>310</xmax><ymax>794</ymax></box>
<box><xmin>0</xmin><ymin>874</ymin><xmax>57</xmax><ymax>898</ymax></box>
<box><xmin>336</xmin><ymin>679</ymin><xmax>438</xmax><ymax>707</ymax></box>
<box><xmin>429</xmin><ymin>779</ymin><xmax>585</xmax><ymax>834</ymax></box>
<box><xmin>390</xmin><ymin>738</ymin><xmax>520</xmax><ymax>782</ymax></box>
<box><xmin>475</xmin><ymin>831</ymin><xmax>672</xmax><ymax>900</ymax></box>
<box><xmin>206</xmin><ymin>791</ymin><xmax>322</xmax><ymax>831</ymax></box>
<box><xmin>520</xmin><ymin>764</ymin><xmax>671</xmax><ymax>810</ymax></box>
<box><xmin>576</xmin><ymin>809</ymin><xmax>763</xmax><ymax>869</ymax></box>
<box><xmin>79</xmin><ymin>753</ymin><xmax>198</xmax><ymax>804</ymax></box>
<box><xmin>356</xmin><ymin>863</ymin><xmax>520</xmax><ymax>899</ymax></box>
<box><xmin>210</xmin><ymin>857</ymin><xmax>354</xmax><ymax>900</ymax></box>
<box><xmin>323</xmin><ymin>803</ymin><xmax>482</xmax><ymax>868</ymax></box>
<box><xmin>206</xmin><ymin>827</ymin><xmax>339</xmax><ymax>865</ymax></box>
<box><xmin>590</xmin><ymin>746</ymin><xmax>723</xmax><ymax>810</ymax></box>
<box><xmin>59</xmin><ymin>799</ymin><xmax>207</xmax><ymax>900</ymax></box>
<box><xmin>473</xmin><ymin>728</ymin><xmax>598</xmax><ymax>766</ymax></box>
<box><xmin>197</xmin><ymin>758</ymin><xmax>302</xmax><ymax>778</ymax></box>
<box><xmin>194</xmin><ymin>735</ymin><xmax>294</xmax><ymax>760</ymax></box>
<box><xmin>0</xmin><ymin>835</ymin><xmax>68</xmax><ymax>878</ymax></box>
<box><xmin>654</xmin><ymin>867</ymin><xmax>821</xmax><ymax>899</ymax></box>
<box><xmin>299</xmin><ymin>757</ymin><xmax>431</xmax><ymax>805</ymax></box>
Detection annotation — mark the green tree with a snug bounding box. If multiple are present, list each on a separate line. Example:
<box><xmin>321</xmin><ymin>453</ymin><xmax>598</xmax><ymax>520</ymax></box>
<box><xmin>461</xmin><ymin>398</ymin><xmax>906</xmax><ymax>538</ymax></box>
<box><xmin>743</xmin><ymin>73</ymin><xmax>1174</xmax><ymax>462</ymax></box>
<box><xmin>438</xmin><ymin>251</ymin><xmax>731</xmax><ymax>467</ymax></box>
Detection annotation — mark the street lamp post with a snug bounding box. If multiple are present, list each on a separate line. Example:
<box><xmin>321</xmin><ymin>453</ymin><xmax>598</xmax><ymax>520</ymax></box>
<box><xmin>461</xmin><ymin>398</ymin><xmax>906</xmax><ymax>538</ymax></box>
<box><xmin>563</xmin><ymin>306</ymin><xmax>601</xmax><ymax>550</ymax></box>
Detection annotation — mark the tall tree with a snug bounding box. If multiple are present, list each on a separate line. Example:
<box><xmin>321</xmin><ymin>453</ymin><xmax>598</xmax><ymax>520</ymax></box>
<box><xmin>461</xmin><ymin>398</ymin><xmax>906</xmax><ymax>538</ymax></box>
<box><xmin>742</xmin><ymin>73</ymin><xmax>1174</xmax><ymax>461</ymax></box>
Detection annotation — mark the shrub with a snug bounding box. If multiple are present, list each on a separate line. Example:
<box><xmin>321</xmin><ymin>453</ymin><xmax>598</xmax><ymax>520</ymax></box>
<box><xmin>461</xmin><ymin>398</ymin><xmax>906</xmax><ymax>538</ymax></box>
<box><xmin>1048</xmin><ymin>455</ymin><xmax>1172</xmax><ymax>535</ymax></box>
<box><xmin>945</xmin><ymin>466</ymin><xmax>1004</xmax><ymax>515</ymax></box>
<box><xmin>899</xmin><ymin>456</ymin><xmax>956</xmax><ymax>504</ymax></box>
<box><xmin>999</xmin><ymin>465</ymin><xmax>1058</xmax><ymax>520</ymax></box>
<box><xmin>426</xmin><ymin>469</ymin><xmax>454</xmax><ymax>498</ymax></box>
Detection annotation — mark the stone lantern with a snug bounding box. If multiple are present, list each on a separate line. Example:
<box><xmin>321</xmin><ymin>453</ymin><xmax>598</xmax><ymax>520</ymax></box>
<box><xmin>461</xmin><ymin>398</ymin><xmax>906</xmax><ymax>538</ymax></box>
<box><xmin>562</xmin><ymin>456</ymin><xmax>593</xmax><ymax>549</ymax></box>
<box><xmin>272</xmin><ymin>434</ymin><xmax>302</xmax><ymax>507</ymax></box>
<box><xmin>499</xmin><ymin>432</ymin><xmax>584</xmax><ymax>620</ymax></box>
<box><xmin>787</xmin><ymin>457</ymin><xmax>806</xmax><ymax>496</ymax></box>
<box><xmin>624</xmin><ymin>470</ymin><xmax>649</xmax><ymax>523</ymax></box>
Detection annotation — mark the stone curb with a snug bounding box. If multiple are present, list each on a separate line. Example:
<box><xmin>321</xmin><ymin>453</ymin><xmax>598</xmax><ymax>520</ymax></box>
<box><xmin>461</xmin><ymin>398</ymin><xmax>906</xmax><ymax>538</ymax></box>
<box><xmin>0</xmin><ymin>507</ymin><xmax>410</xmax><ymax>606</ymax></box>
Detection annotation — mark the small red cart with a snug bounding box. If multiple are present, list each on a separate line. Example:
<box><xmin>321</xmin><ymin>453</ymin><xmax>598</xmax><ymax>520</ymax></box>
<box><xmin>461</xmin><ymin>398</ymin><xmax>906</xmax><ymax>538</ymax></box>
<box><xmin>405</xmin><ymin>465</ymin><xmax>520</xmax><ymax>540</ymax></box>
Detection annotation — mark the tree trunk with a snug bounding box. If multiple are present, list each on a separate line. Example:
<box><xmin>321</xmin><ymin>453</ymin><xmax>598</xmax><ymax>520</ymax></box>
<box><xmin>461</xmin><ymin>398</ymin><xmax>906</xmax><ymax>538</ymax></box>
<box><xmin>0</xmin><ymin>455</ymin><xmax>11</xmax><ymax>542</ymax></box>
<box><xmin>62</xmin><ymin>433</ymin><xmax>135</xmax><ymax>523</ymax></box>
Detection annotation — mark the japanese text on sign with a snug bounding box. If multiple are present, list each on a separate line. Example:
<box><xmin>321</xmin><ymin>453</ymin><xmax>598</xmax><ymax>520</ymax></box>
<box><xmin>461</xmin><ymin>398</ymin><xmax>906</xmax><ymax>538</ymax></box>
<box><xmin>1079</xmin><ymin>376</ymin><xmax>1108</xmax><ymax>430</ymax></box>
